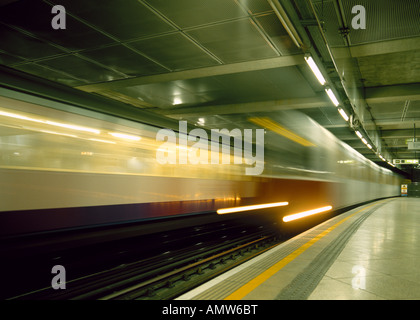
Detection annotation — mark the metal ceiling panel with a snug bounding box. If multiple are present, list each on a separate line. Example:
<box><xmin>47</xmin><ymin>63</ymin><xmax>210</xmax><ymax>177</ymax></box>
<box><xmin>0</xmin><ymin>0</ymin><xmax>113</xmax><ymax>51</ymax></box>
<box><xmin>255</xmin><ymin>13</ymin><xmax>302</xmax><ymax>55</ymax></box>
<box><xmin>114</xmin><ymin>83</ymin><xmax>211</xmax><ymax>109</ymax></box>
<box><xmin>81</xmin><ymin>45</ymin><xmax>168</xmax><ymax>77</ymax></box>
<box><xmin>187</xmin><ymin>19</ymin><xmax>278</xmax><ymax>64</ymax></box>
<box><xmin>405</xmin><ymin>101</ymin><xmax>420</xmax><ymax>120</ymax></box>
<box><xmin>237</xmin><ymin>0</ymin><xmax>274</xmax><ymax>14</ymax></box>
<box><xmin>128</xmin><ymin>33</ymin><xmax>220</xmax><ymax>71</ymax></box>
<box><xmin>112</xmin><ymin>74</ymin><xmax>232</xmax><ymax>109</ymax></box>
<box><xmin>0</xmin><ymin>50</ymin><xmax>23</xmax><ymax>66</ymax></box>
<box><xmin>0</xmin><ymin>24</ymin><xmax>65</xmax><ymax>60</ymax></box>
<box><xmin>13</xmin><ymin>62</ymin><xmax>86</xmax><ymax>87</ymax></box>
<box><xmin>300</xmin><ymin>106</ymin><xmax>345</xmax><ymax>126</ymax></box>
<box><xmin>112</xmin><ymin>66</ymin><xmax>318</xmax><ymax>110</ymax></box>
<box><xmin>38</xmin><ymin>55</ymin><xmax>127</xmax><ymax>84</ymax></box>
<box><xmin>370</xmin><ymin>100</ymin><xmax>420</xmax><ymax>123</ymax></box>
<box><xmin>313</xmin><ymin>0</ymin><xmax>346</xmax><ymax>47</ymax></box>
<box><xmin>52</xmin><ymin>0</ymin><xmax>175</xmax><ymax>41</ymax></box>
<box><xmin>369</xmin><ymin>101</ymin><xmax>405</xmax><ymax>118</ymax></box>
<box><xmin>145</xmin><ymin>0</ymin><xmax>247</xmax><ymax>29</ymax></box>
<box><xmin>341</xmin><ymin>0</ymin><xmax>420</xmax><ymax>45</ymax></box>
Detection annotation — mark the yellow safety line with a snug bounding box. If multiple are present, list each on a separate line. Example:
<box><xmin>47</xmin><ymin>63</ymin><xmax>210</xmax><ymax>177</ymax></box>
<box><xmin>224</xmin><ymin>200</ymin><xmax>389</xmax><ymax>300</ymax></box>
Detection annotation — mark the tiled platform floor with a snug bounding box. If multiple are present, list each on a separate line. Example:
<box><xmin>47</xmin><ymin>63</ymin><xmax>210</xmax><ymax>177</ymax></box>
<box><xmin>177</xmin><ymin>198</ymin><xmax>420</xmax><ymax>300</ymax></box>
<box><xmin>309</xmin><ymin>197</ymin><xmax>420</xmax><ymax>300</ymax></box>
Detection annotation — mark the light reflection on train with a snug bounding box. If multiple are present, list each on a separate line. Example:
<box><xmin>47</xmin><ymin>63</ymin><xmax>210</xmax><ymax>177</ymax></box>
<box><xmin>0</xmin><ymin>95</ymin><xmax>401</xmax><ymax>236</ymax></box>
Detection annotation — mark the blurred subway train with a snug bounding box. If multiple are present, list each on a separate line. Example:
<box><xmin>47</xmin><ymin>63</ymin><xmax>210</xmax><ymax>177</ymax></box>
<box><xmin>0</xmin><ymin>94</ymin><xmax>402</xmax><ymax>237</ymax></box>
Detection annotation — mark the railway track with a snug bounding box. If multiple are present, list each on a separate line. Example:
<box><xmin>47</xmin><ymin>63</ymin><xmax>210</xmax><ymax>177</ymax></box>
<box><xmin>4</xmin><ymin>216</ymin><xmax>283</xmax><ymax>300</ymax></box>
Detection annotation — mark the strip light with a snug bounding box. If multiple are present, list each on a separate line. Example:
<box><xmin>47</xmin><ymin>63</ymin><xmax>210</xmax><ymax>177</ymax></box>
<box><xmin>325</xmin><ymin>88</ymin><xmax>339</xmax><ymax>106</ymax></box>
<box><xmin>304</xmin><ymin>55</ymin><xmax>326</xmax><ymax>85</ymax></box>
<box><xmin>338</xmin><ymin>108</ymin><xmax>349</xmax><ymax>121</ymax></box>
<box><xmin>282</xmin><ymin>205</ymin><xmax>332</xmax><ymax>222</ymax></box>
<box><xmin>217</xmin><ymin>201</ymin><xmax>289</xmax><ymax>215</ymax></box>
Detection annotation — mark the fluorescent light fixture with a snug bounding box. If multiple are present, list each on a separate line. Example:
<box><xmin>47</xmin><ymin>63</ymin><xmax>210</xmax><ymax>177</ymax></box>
<box><xmin>338</xmin><ymin>108</ymin><xmax>349</xmax><ymax>121</ymax></box>
<box><xmin>367</xmin><ymin>144</ymin><xmax>372</xmax><ymax>149</ymax></box>
<box><xmin>282</xmin><ymin>205</ymin><xmax>332</xmax><ymax>222</ymax></box>
<box><xmin>109</xmin><ymin>132</ymin><xmax>141</xmax><ymax>141</ymax></box>
<box><xmin>325</xmin><ymin>88</ymin><xmax>339</xmax><ymax>106</ymax></box>
<box><xmin>361</xmin><ymin>138</ymin><xmax>368</xmax><ymax>145</ymax></box>
<box><xmin>304</xmin><ymin>55</ymin><xmax>326</xmax><ymax>85</ymax></box>
<box><xmin>217</xmin><ymin>201</ymin><xmax>289</xmax><ymax>215</ymax></box>
<box><xmin>173</xmin><ymin>97</ymin><xmax>183</xmax><ymax>105</ymax></box>
<box><xmin>355</xmin><ymin>131</ymin><xmax>363</xmax><ymax>139</ymax></box>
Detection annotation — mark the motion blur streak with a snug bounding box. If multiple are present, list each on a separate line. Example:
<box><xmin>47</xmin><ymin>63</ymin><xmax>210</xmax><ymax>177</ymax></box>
<box><xmin>217</xmin><ymin>202</ymin><xmax>289</xmax><ymax>215</ymax></box>
<box><xmin>248</xmin><ymin>117</ymin><xmax>315</xmax><ymax>147</ymax></box>
<box><xmin>282</xmin><ymin>205</ymin><xmax>333</xmax><ymax>222</ymax></box>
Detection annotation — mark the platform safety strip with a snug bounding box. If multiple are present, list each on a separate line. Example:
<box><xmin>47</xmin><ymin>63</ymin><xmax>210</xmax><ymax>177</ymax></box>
<box><xmin>224</xmin><ymin>199</ymin><xmax>393</xmax><ymax>300</ymax></box>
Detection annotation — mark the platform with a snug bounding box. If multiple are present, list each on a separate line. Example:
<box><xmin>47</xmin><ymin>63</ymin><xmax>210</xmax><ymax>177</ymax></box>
<box><xmin>177</xmin><ymin>198</ymin><xmax>420</xmax><ymax>300</ymax></box>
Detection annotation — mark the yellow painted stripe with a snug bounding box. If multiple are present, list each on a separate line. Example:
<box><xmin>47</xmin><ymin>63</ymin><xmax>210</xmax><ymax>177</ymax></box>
<box><xmin>224</xmin><ymin>200</ymin><xmax>388</xmax><ymax>300</ymax></box>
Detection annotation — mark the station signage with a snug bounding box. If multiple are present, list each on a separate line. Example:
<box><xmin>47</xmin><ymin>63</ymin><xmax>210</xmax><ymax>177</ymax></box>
<box><xmin>401</xmin><ymin>184</ymin><xmax>408</xmax><ymax>197</ymax></box>
<box><xmin>393</xmin><ymin>159</ymin><xmax>419</xmax><ymax>165</ymax></box>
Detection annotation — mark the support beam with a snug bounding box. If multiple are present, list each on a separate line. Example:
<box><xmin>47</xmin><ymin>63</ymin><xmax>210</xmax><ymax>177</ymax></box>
<box><xmin>155</xmin><ymin>94</ymin><xmax>329</xmax><ymax>117</ymax></box>
<box><xmin>332</xmin><ymin>37</ymin><xmax>420</xmax><ymax>59</ymax></box>
<box><xmin>365</xmin><ymin>120</ymin><xmax>420</xmax><ymax>131</ymax></box>
<box><xmin>350</xmin><ymin>37</ymin><xmax>420</xmax><ymax>58</ymax></box>
<box><xmin>75</xmin><ymin>55</ymin><xmax>305</xmax><ymax>93</ymax></box>
<box><xmin>380</xmin><ymin>129</ymin><xmax>419</xmax><ymax>139</ymax></box>
<box><xmin>366</xmin><ymin>83</ymin><xmax>420</xmax><ymax>104</ymax></box>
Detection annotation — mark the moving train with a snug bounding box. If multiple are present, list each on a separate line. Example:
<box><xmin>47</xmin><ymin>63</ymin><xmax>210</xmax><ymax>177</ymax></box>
<box><xmin>0</xmin><ymin>92</ymin><xmax>401</xmax><ymax>236</ymax></box>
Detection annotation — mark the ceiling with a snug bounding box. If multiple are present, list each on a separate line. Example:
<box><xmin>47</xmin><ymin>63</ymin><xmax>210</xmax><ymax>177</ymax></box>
<box><xmin>0</xmin><ymin>0</ymin><xmax>419</xmax><ymax>174</ymax></box>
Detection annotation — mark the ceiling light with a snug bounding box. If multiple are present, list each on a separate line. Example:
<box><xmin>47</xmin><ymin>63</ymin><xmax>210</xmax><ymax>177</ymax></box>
<box><xmin>173</xmin><ymin>97</ymin><xmax>183</xmax><ymax>105</ymax></box>
<box><xmin>367</xmin><ymin>144</ymin><xmax>372</xmax><ymax>149</ymax></box>
<box><xmin>338</xmin><ymin>108</ymin><xmax>349</xmax><ymax>121</ymax></box>
<box><xmin>361</xmin><ymin>138</ymin><xmax>368</xmax><ymax>145</ymax></box>
<box><xmin>355</xmin><ymin>131</ymin><xmax>363</xmax><ymax>139</ymax></box>
<box><xmin>304</xmin><ymin>55</ymin><xmax>326</xmax><ymax>85</ymax></box>
<box><xmin>325</xmin><ymin>88</ymin><xmax>339</xmax><ymax>106</ymax></box>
